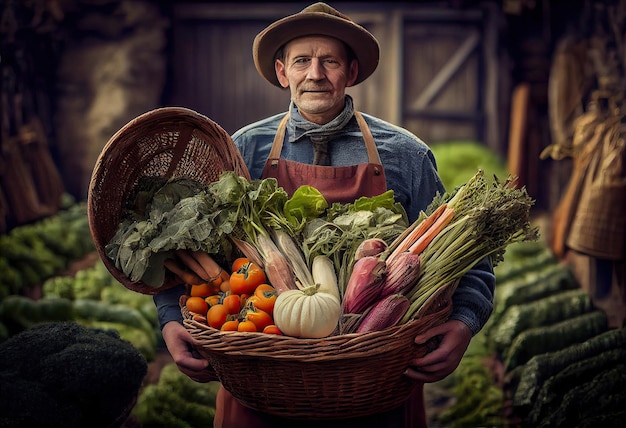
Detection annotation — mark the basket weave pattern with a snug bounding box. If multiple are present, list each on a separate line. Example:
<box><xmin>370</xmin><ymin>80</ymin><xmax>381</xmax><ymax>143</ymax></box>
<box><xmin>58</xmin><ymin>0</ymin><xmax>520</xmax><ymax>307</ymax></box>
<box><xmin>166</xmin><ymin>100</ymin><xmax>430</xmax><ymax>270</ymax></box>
<box><xmin>88</xmin><ymin>107</ymin><xmax>250</xmax><ymax>294</ymax></box>
<box><xmin>183</xmin><ymin>281</ymin><xmax>456</xmax><ymax>420</ymax></box>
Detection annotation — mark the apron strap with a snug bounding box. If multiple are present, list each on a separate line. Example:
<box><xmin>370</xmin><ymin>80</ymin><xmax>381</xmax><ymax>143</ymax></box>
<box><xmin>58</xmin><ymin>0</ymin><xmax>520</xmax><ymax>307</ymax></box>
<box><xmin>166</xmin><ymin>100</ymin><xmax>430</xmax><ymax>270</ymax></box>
<box><xmin>268</xmin><ymin>114</ymin><xmax>289</xmax><ymax>168</ymax></box>
<box><xmin>354</xmin><ymin>111</ymin><xmax>382</xmax><ymax>165</ymax></box>
<box><xmin>268</xmin><ymin>111</ymin><xmax>382</xmax><ymax>166</ymax></box>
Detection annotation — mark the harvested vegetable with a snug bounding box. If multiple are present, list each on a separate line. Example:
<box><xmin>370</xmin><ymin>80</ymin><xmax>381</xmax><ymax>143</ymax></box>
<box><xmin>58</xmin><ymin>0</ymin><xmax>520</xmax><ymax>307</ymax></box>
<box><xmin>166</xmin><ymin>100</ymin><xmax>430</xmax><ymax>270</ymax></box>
<box><xmin>356</xmin><ymin>294</ymin><xmax>410</xmax><ymax>333</ymax></box>
<box><xmin>341</xmin><ymin>255</ymin><xmax>386</xmax><ymax>315</ymax></box>
<box><xmin>105</xmin><ymin>173</ymin><xmax>292</xmax><ymax>289</ymax></box>
<box><xmin>272</xmin><ymin>228</ymin><xmax>314</xmax><ymax>289</ymax></box>
<box><xmin>273</xmin><ymin>285</ymin><xmax>341</xmax><ymax>338</ymax></box>
<box><xmin>229</xmin><ymin>261</ymin><xmax>267</xmax><ymax>295</ymax></box>
<box><xmin>386</xmin><ymin>203</ymin><xmax>449</xmax><ymax>263</ymax></box>
<box><xmin>338</xmin><ymin>169</ymin><xmax>537</xmax><ymax>327</ymax></box>
<box><xmin>380</xmin><ymin>251</ymin><xmax>421</xmax><ymax>298</ymax></box>
<box><xmin>252</xmin><ymin>284</ymin><xmax>278</xmax><ymax>315</ymax></box>
<box><xmin>354</xmin><ymin>237</ymin><xmax>388</xmax><ymax>259</ymax></box>
<box><xmin>105</xmin><ymin>177</ymin><xmax>227</xmax><ymax>287</ymax></box>
<box><xmin>311</xmin><ymin>255</ymin><xmax>340</xmax><ymax>300</ymax></box>
<box><xmin>301</xmin><ymin>191</ymin><xmax>408</xmax><ymax>293</ymax></box>
<box><xmin>407</xmin><ymin>205</ymin><xmax>455</xmax><ymax>256</ymax></box>
<box><xmin>399</xmin><ymin>170</ymin><xmax>539</xmax><ymax>322</ymax></box>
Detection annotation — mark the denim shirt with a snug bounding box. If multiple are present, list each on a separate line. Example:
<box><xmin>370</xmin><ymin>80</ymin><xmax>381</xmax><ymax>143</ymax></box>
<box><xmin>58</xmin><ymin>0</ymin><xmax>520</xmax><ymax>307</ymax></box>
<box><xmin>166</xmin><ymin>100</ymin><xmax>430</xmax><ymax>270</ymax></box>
<box><xmin>233</xmin><ymin>109</ymin><xmax>444</xmax><ymax>225</ymax></box>
<box><xmin>154</xmin><ymin>106</ymin><xmax>495</xmax><ymax>335</ymax></box>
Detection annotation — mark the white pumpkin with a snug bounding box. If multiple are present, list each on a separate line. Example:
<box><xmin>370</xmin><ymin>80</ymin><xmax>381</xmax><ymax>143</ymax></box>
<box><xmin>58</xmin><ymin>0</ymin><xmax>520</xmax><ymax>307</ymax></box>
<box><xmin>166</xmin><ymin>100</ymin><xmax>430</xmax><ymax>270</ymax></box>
<box><xmin>273</xmin><ymin>285</ymin><xmax>341</xmax><ymax>338</ymax></box>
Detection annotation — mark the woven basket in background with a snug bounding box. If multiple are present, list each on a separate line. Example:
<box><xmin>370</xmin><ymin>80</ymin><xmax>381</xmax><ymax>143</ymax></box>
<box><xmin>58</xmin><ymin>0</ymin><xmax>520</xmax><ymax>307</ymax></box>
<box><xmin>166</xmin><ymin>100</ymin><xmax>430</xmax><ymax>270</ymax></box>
<box><xmin>88</xmin><ymin>107</ymin><xmax>250</xmax><ymax>294</ymax></box>
<box><xmin>567</xmin><ymin>128</ymin><xmax>626</xmax><ymax>260</ymax></box>
<box><xmin>183</xmin><ymin>280</ymin><xmax>457</xmax><ymax>420</ymax></box>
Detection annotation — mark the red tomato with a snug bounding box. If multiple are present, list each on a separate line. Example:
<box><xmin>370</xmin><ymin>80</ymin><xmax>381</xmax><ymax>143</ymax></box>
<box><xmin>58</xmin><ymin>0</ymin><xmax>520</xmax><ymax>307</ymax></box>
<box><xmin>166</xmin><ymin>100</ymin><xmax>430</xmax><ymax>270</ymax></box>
<box><xmin>222</xmin><ymin>294</ymin><xmax>241</xmax><ymax>315</ymax></box>
<box><xmin>207</xmin><ymin>304</ymin><xmax>229</xmax><ymax>329</ymax></box>
<box><xmin>231</xmin><ymin>257</ymin><xmax>250</xmax><ymax>274</ymax></box>
<box><xmin>221</xmin><ymin>320</ymin><xmax>239</xmax><ymax>331</ymax></box>
<box><xmin>186</xmin><ymin>296</ymin><xmax>209</xmax><ymax>315</ymax></box>
<box><xmin>244</xmin><ymin>307</ymin><xmax>273</xmax><ymax>332</ymax></box>
<box><xmin>190</xmin><ymin>283</ymin><xmax>218</xmax><ymax>298</ymax></box>
<box><xmin>253</xmin><ymin>284</ymin><xmax>278</xmax><ymax>315</ymax></box>
<box><xmin>229</xmin><ymin>262</ymin><xmax>267</xmax><ymax>295</ymax></box>
<box><xmin>205</xmin><ymin>294</ymin><xmax>221</xmax><ymax>307</ymax></box>
<box><xmin>262</xmin><ymin>325</ymin><xmax>283</xmax><ymax>335</ymax></box>
<box><xmin>237</xmin><ymin>320</ymin><xmax>258</xmax><ymax>332</ymax></box>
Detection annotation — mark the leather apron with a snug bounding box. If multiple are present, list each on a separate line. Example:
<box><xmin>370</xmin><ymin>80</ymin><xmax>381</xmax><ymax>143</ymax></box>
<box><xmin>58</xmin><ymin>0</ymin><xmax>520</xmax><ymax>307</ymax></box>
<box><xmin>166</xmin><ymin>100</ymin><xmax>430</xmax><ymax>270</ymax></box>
<box><xmin>214</xmin><ymin>112</ymin><xmax>426</xmax><ymax>428</ymax></box>
<box><xmin>261</xmin><ymin>111</ymin><xmax>386</xmax><ymax>204</ymax></box>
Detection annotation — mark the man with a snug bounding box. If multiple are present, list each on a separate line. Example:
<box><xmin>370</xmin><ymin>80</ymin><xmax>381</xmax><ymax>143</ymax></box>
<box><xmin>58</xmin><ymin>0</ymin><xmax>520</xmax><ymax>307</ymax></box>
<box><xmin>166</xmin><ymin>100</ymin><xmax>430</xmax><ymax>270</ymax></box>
<box><xmin>155</xmin><ymin>3</ymin><xmax>495</xmax><ymax>427</ymax></box>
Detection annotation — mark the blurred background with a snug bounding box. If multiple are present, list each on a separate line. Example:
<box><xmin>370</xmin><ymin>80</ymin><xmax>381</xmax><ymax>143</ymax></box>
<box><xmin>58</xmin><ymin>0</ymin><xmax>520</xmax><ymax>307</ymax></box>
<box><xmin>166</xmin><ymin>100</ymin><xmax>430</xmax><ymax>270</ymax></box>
<box><xmin>1</xmin><ymin>1</ymin><xmax>625</xmax><ymax>427</ymax></box>
<box><xmin>3</xmin><ymin>0</ymin><xmax>605</xmax><ymax>206</ymax></box>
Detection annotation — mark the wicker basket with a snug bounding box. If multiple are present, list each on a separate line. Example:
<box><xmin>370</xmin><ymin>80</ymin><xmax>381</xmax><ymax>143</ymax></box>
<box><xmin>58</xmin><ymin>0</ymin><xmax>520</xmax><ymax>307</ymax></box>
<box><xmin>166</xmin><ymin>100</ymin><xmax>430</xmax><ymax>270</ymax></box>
<box><xmin>183</xmin><ymin>281</ymin><xmax>457</xmax><ymax>420</ymax></box>
<box><xmin>88</xmin><ymin>107</ymin><xmax>250</xmax><ymax>294</ymax></box>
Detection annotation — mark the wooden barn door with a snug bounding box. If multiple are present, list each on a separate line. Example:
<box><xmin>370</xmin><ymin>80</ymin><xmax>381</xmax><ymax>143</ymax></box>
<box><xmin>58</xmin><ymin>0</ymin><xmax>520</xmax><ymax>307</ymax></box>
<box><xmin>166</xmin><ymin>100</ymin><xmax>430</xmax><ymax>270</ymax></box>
<box><xmin>168</xmin><ymin>4</ymin><xmax>291</xmax><ymax>135</ymax></box>
<box><xmin>399</xmin><ymin>7</ymin><xmax>501</xmax><ymax>150</ymax></box>
<box><xmin>168</xmin><ymin>3</ymin><xmax>503</xmax><ymax>151</ymax></box>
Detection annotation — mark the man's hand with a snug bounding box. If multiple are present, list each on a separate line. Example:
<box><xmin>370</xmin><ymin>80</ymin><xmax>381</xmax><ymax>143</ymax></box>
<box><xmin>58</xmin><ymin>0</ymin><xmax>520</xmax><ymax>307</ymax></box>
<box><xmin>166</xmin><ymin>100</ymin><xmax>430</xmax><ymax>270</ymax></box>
<box><xmin>161</xmin><ymin>321</ymin><xmax>217</xmax><ymax>383</ymax></box>
<box><xmin>405</xmin><ymin>319</ymin><xmax>472</xmax><ymax>383</ymax></box>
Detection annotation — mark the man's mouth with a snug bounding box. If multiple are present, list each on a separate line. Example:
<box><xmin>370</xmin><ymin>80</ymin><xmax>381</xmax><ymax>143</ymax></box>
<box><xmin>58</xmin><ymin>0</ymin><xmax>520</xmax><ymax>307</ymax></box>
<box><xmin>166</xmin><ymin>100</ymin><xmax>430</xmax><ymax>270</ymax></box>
<box><xmin>301</xmin><ymin>86</ymin><xmax>331</xmax><ymax>93</ymax></box>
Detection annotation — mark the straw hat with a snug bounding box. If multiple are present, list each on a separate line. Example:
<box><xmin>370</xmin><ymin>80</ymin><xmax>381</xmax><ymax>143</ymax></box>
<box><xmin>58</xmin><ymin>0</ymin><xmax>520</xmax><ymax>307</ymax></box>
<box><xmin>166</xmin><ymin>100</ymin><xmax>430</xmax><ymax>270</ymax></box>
<box><xmin>253</xmin><ymin>2</ymin><xmax>380</xmax><ymax>87</ymax></box>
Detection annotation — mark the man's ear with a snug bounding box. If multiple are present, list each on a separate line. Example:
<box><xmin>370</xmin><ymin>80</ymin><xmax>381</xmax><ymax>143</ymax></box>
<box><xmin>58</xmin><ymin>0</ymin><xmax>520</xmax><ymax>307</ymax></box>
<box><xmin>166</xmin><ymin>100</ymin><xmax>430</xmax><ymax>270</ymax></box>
<box><xmin>346</xmin><ymin>59</ymin><xmax>359</xmax><ymax>87</ymax></box>
<box><xmin>275</xmin><ymin>60</ymin><xmax>289</xmax><ymax>88</ymax></box>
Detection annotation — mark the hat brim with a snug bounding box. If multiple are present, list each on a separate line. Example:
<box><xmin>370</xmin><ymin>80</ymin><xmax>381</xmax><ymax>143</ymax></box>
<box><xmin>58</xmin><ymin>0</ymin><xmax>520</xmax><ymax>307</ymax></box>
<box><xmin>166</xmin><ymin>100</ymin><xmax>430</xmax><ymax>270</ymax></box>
<box><xmin>253</xmin><ymin>12</ymin><xmax>380</xmax><ymax>87</ymax></box>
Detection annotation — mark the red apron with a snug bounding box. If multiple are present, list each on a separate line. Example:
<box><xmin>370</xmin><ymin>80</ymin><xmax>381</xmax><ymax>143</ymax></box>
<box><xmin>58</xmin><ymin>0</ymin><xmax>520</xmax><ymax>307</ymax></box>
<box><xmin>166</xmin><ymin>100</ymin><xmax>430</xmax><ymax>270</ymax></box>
<box><xmin>214</xmin><ymin>112</ymin><xmax>427</xmax><ymax>428</ymax></box>
<box><xmin>262</xmin><ymin>111</ymin><xmax>386</xmax><ymax>203</ymax></box>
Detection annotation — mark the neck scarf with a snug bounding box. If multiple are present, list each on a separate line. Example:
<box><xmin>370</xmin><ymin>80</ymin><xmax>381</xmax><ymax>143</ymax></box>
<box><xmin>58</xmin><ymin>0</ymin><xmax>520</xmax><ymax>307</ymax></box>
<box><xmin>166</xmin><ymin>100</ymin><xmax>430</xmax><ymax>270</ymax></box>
<box><xmin>287</xmin><ymin>95</ymin><xmax>355</xmax><ymax>144</ymax></box>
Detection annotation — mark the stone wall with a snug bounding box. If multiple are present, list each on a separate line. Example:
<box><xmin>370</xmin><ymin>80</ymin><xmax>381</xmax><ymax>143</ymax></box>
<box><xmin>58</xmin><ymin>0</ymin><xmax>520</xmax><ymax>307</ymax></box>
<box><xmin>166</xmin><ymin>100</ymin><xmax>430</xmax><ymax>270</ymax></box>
<box><xmin>1</xmin><ymin>0</ymin><xmax>169</xmax><ymax>211</ymax></box>
<box><xmin>54</xmin><ymin>0</ymin><xmax>169</xmax><ymax>198</ymax></box>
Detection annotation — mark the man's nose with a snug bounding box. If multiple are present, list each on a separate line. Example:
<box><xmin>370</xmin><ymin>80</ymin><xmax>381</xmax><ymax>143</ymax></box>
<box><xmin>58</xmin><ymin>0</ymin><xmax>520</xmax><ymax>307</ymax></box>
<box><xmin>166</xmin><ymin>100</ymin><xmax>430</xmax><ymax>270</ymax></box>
<box><xmin>306</xmin><ymin>59</ymin><xmax>325</xmax><ymax>80</ymax></box>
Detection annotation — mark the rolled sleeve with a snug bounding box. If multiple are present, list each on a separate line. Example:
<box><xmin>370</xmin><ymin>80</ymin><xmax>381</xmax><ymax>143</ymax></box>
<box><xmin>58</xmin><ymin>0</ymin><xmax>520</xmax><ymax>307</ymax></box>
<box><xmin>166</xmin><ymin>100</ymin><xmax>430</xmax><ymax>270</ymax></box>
<box><xmin>449</xmin><ymin>257</ymin><xmax>496</xmax><ymax>336</ymax></box>
<box><xmin>153</xmin><ymin>283</ymin><xmax>186</xmax><ymax>329</ymax></box>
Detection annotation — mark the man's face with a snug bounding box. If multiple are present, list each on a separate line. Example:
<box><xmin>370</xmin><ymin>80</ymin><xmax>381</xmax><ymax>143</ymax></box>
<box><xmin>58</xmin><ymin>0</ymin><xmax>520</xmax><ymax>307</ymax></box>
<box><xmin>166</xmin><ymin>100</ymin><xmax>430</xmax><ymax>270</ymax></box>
<box><xmin>275</xmin><ymin>36</ymin><xmax>358</xmax><ymax>124</ymax></box>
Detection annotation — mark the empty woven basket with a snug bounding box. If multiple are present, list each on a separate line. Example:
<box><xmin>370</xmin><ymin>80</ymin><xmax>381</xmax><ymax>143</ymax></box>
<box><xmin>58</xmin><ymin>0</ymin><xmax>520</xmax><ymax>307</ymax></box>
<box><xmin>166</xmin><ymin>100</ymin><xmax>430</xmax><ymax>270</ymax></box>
<box><xmin>88</xmin><ymin>107</ymin><xmax>250</xmax><ymax>294</ymax></box>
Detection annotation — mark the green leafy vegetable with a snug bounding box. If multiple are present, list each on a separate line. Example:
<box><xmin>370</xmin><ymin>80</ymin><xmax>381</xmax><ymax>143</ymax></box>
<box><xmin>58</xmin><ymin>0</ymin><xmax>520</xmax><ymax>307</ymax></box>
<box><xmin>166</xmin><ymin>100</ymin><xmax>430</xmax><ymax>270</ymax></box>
<box><xmin>282</xmin><ymin>185</ymin><xmax>328</xmax><ymax>229</ymax></box>
<box><xmin>106</xmin><ymin>172</ymin><xmax>409</xmax><ymax>292</ymax></box>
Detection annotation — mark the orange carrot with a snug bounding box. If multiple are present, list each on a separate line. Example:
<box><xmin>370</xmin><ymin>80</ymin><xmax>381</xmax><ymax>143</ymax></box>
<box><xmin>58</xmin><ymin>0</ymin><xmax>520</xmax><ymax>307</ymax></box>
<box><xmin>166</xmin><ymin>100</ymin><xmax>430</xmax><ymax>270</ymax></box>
<box><xmin>175</xmin><ymin>249</ymin><xmax>210</xmax><ymax>281</ymax></box>
<box><xmin>408</xmin><ymin>206</ymin><xmax>455</xmax><ymax>255</ymax></box>
<box><xmin>387</xmin><ymin>203</ymin><xmax>448</xmax><ymax>263</ymax></box>
<box><xmin>164</xmin><ymin>258</ymin><xmax>204</xmax><ymax>285</ymax></box>
<box><xmin>190</xmin><ymin>250</ymin><xmax>224</xmax><ymax>282</ymax></box>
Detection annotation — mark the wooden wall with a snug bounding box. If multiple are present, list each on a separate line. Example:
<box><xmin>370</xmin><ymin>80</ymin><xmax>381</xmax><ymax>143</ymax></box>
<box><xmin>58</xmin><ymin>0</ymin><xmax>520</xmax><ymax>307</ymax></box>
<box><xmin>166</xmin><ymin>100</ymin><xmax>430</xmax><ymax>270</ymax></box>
<box><xmin>167</xmin><ymin>2</ymin><xmax>508</xmax><ymax>155</ymax></box>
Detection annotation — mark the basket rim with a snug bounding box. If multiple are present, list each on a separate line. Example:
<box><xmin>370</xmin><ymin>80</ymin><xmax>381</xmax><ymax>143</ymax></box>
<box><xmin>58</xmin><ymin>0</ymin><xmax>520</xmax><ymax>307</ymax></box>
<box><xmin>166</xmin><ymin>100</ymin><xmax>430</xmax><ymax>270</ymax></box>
<box><xmin>87</xmin><ymin>106</ymin><xmax>250</xmax><ymax>294</ymax></box>
<box><xmin>182</xmin><ymin>279</ymin><xmax>457</xmax><ymax>362</ymax></box>
<box><xmin>184</xmin><ymin>315</ymin><xmax>426</xmax><ymax>359</ymax></box>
